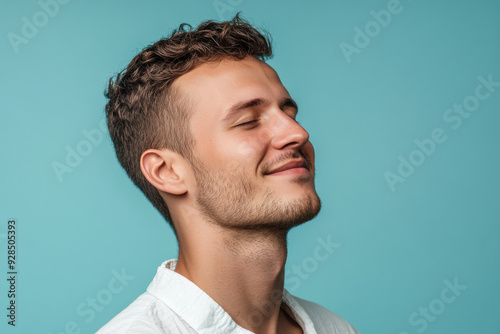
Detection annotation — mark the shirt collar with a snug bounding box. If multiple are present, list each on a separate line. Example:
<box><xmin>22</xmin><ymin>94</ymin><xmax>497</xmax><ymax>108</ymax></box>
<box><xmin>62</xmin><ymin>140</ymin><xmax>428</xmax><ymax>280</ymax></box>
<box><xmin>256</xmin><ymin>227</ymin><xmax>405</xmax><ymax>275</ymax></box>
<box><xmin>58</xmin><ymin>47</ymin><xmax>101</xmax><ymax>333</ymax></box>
<box><xmin>146</xmin><ymin>259</ymin><xmax>317</xmax><ymax>334</ymax></box>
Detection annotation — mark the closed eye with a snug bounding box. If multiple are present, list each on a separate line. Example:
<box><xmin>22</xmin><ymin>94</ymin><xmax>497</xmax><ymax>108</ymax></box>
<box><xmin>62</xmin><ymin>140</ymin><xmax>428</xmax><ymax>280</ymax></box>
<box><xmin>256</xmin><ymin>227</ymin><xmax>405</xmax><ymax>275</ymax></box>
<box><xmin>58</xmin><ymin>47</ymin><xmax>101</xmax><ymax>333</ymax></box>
<box><xmin>236</xmin><ymin>119</ymin><xmax>259</xmax><ymax>127</ymax></box>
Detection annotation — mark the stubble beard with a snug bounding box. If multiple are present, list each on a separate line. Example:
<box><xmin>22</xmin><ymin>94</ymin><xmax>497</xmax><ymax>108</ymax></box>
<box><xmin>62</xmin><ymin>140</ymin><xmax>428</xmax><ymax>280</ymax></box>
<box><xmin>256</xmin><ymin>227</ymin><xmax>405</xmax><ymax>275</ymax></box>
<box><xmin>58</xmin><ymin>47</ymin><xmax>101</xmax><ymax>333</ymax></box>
<box><xmin>191</xmin><ymin>155</ymin><xmax>321</xmax><ymax>232</ymax></box>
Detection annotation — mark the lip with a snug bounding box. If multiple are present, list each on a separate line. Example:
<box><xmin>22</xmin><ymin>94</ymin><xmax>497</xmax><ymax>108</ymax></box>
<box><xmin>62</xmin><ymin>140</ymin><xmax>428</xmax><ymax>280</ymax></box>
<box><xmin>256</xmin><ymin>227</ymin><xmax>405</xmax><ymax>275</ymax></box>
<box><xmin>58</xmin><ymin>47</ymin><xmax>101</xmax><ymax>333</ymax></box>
<box><xmin>265</xmin><ymin>159</ymin><xmax>309</xmax><ymax>175</ymax></box>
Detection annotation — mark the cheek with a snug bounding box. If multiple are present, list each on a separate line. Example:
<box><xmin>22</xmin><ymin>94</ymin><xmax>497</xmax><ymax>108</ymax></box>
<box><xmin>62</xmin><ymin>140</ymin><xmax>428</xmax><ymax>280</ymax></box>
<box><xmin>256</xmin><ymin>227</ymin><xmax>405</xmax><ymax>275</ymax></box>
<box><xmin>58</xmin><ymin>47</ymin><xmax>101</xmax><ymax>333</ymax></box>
<box><xmin>236</xmin><ymin>141</ymin><xmax>255</xmax><ymax>156</ymax></box>
<box><xmin>235</xmin><ymin>128</ymin><xmax>272</xmax><ymax>156</ymax></box>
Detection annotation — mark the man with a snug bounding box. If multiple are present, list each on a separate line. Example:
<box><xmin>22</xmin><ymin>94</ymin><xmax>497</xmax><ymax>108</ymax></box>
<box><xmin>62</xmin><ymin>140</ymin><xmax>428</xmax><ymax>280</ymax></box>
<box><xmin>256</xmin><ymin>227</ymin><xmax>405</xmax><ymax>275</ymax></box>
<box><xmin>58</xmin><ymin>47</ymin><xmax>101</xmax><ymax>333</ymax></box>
<box><xmin>98</xmin><ymin>14</ymin><xmax>359</xmax><ymax>334</ymax></box>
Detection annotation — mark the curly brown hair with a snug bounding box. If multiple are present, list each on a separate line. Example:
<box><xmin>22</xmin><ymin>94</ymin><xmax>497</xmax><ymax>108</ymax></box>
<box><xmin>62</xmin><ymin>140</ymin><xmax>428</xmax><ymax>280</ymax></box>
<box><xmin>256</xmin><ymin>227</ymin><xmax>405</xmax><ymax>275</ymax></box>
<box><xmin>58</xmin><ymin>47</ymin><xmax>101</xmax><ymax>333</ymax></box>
<box><xmin>104</xmin><ymin>14</ymin><xmax>273</xmax><ymax>231</ymax></box>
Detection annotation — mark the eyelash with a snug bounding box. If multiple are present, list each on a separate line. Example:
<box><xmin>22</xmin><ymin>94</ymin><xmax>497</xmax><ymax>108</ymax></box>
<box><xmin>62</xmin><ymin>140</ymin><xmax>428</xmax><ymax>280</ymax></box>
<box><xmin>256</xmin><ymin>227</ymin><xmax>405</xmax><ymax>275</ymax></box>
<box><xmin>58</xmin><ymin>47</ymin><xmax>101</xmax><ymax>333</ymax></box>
<box><xmin>236</xmin><ymin>119</ymin><xmax>259</xmax><ymax>127</ymax></box>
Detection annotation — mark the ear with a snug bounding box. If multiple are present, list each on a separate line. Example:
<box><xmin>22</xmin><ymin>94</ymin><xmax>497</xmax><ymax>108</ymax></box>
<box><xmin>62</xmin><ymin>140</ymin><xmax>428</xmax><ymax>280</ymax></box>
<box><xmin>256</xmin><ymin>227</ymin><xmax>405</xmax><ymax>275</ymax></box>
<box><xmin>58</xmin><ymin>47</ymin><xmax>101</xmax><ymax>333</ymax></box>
<box><xmin>140</xmin><ymin>149</ymin><xmax>188</xmax><ymax>195</ymax></box>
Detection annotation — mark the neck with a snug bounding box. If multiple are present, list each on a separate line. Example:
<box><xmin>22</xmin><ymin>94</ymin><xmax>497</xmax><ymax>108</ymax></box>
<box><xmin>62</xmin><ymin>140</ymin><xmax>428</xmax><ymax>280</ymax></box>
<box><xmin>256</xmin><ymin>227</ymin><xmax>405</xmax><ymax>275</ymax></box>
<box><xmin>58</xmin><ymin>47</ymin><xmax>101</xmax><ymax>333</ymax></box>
<box><xmin>174</xmin><ymin>220</ymin><xmax>298</xmax><ymax>333</ymax></box>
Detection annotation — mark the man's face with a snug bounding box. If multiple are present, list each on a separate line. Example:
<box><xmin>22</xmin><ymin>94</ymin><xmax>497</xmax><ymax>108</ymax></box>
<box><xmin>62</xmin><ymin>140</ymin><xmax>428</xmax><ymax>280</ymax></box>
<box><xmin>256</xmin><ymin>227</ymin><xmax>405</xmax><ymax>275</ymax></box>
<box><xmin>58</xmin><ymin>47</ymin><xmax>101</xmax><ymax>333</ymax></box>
<box><xmin>174</xmin><ymin>56</ymin><xmax>321</xmax><ymax>230</ymax></box>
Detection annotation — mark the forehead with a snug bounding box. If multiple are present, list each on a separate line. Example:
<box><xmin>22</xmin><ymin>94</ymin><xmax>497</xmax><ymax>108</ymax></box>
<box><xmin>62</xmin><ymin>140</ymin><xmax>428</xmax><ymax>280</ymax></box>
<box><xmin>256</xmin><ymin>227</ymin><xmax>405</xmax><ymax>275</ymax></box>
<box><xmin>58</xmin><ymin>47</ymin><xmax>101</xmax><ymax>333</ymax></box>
<box><xmin>172</xmin><ymin>56</ymin><xmax>289</xmax><ymax>116</ymax></box>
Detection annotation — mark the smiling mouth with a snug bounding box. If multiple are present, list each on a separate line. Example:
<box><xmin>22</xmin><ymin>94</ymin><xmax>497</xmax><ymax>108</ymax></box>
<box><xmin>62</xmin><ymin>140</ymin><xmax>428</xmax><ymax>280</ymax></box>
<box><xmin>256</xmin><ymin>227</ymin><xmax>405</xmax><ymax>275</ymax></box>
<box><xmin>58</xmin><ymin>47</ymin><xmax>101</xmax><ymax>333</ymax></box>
<box><xmin>265</xmin><ymin>159</ymin><xmax>310</xmax><ymax>176</ymax></box>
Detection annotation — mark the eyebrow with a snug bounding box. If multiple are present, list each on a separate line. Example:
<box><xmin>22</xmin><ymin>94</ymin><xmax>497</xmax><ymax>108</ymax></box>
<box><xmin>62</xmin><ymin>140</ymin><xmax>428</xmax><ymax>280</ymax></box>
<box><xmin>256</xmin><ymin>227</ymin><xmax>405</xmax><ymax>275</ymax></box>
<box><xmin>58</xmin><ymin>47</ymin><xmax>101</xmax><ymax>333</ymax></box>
<box><xmin>222</xmin><ymin>97</ymin><xmax>299</xmax><ymax>121</ymax></box>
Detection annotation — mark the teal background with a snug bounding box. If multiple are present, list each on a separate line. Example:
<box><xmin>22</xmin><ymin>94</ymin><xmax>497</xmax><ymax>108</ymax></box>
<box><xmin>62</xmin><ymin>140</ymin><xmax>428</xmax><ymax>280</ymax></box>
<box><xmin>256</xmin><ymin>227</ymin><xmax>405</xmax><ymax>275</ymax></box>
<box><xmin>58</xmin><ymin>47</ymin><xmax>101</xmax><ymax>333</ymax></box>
<box><xmin>1</xmin><ymin>0</ymin><xmax>499</xmax><ymax>333</ymax></box>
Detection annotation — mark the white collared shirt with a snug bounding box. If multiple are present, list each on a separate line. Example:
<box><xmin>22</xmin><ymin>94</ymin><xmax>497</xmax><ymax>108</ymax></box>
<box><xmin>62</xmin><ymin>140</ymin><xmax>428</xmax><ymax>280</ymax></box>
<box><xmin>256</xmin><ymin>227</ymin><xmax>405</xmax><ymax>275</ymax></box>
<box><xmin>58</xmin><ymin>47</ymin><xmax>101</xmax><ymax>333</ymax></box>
<box><xmin>97</xmin><ymin>259</ymin><xmax>359</xmax><ymax>334</ymax></box>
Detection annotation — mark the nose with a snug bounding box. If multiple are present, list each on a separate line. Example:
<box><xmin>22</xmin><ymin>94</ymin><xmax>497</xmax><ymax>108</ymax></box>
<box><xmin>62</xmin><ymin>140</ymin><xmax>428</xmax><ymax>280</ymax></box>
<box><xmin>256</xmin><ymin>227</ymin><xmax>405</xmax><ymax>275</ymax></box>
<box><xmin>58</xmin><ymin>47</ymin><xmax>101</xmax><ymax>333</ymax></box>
<box><xmin>270</xmin><ymin>110</ymin><xmax>310</xmax><ymax>151</ymax></box>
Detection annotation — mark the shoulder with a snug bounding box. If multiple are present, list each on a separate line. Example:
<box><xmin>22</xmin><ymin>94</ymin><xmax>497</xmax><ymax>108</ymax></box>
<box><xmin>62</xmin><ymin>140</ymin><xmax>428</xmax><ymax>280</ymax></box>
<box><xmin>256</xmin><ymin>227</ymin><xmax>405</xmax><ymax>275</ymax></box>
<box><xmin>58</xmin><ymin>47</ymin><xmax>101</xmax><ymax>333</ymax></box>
<box><xmin>96</xmin><ymin>292</ymin><xmax>195</xmax><ymax>334</ymax></box>
<box><xmin>292</xmin><ymin>295</ymin><xmax>360</xmax><ymax>334</ymax></box>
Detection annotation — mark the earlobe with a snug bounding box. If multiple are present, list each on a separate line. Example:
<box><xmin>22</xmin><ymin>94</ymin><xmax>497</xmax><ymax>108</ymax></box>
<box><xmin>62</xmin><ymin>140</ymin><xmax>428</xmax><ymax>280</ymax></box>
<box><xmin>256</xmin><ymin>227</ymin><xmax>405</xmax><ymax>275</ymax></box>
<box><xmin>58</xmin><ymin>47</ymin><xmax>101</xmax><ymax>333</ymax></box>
<box><xmin>140</xmin><ymin>149</ymin><xmax>188</xmax><ymax>195</ymax></box>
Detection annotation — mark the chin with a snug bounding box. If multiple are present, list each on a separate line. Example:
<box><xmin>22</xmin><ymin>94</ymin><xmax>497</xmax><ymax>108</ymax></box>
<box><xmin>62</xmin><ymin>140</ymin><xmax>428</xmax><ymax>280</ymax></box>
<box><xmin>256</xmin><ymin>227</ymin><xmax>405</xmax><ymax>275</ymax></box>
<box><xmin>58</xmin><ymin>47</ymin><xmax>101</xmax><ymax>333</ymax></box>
<box><xmin>264</xmin><ymin>192</ymin><xmax>322</xmax><ymax>231</ymax></box>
